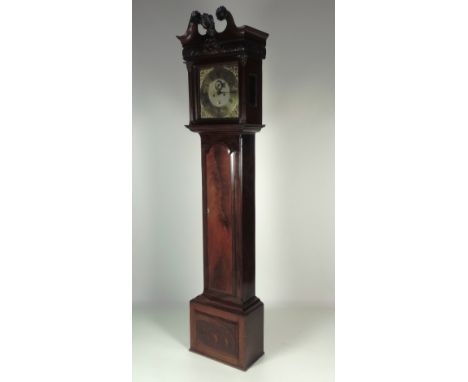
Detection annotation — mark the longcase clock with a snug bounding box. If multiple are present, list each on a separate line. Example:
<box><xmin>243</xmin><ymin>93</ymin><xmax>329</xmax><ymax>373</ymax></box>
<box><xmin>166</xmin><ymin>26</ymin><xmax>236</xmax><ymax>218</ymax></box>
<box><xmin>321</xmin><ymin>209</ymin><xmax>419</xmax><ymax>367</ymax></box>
<box><xmin>177</xmin><ymin>6</ymin><xmax>268</xmax><ymax>370</ymax></box>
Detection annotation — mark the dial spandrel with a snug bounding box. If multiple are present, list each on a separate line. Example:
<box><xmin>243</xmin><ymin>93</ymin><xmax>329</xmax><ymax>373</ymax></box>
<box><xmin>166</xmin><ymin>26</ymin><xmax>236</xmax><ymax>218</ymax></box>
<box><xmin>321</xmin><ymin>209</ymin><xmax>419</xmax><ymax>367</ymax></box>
<box><xmin>199</xmin><ymin>64</ymin><xmax>239</xmax><ymax>119</ymax></box>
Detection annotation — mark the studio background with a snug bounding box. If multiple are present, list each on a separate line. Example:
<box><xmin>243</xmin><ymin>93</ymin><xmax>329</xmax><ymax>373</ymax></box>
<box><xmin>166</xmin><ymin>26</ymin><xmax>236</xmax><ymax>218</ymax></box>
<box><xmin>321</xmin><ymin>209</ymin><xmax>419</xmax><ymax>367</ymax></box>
<box><xmin>133</xmin><ymin>0</ymin><xmax>334</xmax><ymax>308</ymax></box>
<box><xmin>133</xmin><ymin>0</ymin><xmax>334</xmax><ymax>379</ymax></box>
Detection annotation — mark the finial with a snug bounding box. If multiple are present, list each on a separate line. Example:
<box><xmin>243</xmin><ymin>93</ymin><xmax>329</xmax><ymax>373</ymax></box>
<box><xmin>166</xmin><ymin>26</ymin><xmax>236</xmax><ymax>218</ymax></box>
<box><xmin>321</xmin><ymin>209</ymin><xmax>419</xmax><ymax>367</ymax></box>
<box><xmin>215</xmin><ymin>6</ymin><xmax>228</xmax><ymax>20</ymax></box>
<box><xmin>201</xmin><ymin>13</ymin><xmax>216</xmax><ymax>37</ymax></box>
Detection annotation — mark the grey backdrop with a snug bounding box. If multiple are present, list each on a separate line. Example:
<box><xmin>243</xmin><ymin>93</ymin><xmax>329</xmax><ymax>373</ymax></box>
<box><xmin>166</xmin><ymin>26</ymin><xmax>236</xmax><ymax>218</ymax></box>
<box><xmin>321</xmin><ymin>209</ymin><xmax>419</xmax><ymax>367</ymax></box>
<box><xmin>133</xmin><ymin>0</ymin><xmax>334</xmax><ymax>306</ymax></box>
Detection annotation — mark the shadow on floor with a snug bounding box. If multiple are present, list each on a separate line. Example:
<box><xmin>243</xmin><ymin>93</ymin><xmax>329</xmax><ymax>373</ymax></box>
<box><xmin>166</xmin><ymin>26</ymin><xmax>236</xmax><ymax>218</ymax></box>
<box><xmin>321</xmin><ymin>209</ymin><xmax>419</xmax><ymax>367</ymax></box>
<box><xmin>260</xmin><ymin>306</ymin><xmax>333</xmax><ymax>365</ymax></box>
<box><xmin>134</xmin><ymin>305</ymin><xmax>334</xmax><ymax>367</ymax></box>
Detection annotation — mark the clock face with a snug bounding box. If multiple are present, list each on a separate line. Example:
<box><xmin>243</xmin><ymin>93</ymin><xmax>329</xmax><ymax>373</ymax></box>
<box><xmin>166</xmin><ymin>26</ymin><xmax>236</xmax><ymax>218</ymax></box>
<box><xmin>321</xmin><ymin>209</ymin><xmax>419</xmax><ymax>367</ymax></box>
<box><xmin>199</xmin><ymin>64</ymin><xmax>239</xmax><ymax>119</ymax></box>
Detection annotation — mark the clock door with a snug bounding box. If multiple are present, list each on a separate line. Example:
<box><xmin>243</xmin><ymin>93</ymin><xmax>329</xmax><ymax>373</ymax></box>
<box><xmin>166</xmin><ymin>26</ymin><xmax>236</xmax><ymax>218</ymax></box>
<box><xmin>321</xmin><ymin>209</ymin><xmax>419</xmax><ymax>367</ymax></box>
<box><xmin>205</xmin><ymin>143</ymin><xmax>235</xmax><ymax>295</ymax></box>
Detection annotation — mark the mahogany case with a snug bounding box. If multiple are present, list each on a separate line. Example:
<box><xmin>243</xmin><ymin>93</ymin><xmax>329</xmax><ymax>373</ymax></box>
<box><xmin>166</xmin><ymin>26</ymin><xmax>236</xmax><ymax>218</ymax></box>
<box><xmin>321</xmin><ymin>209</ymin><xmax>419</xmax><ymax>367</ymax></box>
<box><xmin>177</xmin><ymin>7</ymin><xmax>268</xmax><ymax>370</ymax></box>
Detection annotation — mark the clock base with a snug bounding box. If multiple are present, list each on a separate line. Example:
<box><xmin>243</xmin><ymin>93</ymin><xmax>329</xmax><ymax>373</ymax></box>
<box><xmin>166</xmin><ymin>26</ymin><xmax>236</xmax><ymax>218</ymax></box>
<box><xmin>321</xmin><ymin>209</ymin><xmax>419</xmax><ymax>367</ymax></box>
<box><xmin>189</xmin><ymin>295</ymin><xmax>264</xmax><ymax>370</ymax></box>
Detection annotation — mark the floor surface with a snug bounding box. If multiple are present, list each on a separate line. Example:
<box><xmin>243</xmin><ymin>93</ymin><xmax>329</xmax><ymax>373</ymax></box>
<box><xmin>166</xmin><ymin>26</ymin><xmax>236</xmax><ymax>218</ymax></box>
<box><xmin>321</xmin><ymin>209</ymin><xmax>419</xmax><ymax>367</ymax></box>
<box><xmin>133</xmin><ymin>305</ymin><xmax>334</xmax><ymax>381</ymax></box>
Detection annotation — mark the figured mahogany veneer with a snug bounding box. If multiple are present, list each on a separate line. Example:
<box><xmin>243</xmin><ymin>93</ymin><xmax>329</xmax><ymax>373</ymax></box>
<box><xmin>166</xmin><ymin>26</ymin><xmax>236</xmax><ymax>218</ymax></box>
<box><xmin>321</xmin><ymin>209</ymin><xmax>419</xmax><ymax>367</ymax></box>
<box><xmin>177</xmin><ymin>6</ymin><xmax>268</xmax><ymax>370</ymax></box>
<box><xmin>190</xmin><ymin>297</ymin><xmax>264</xmax><ymax>370</ymax></box>
<box><xmin>206</xmin><ymin>144</ymin><xmax>234</xmax><ymax>295</ymax></box>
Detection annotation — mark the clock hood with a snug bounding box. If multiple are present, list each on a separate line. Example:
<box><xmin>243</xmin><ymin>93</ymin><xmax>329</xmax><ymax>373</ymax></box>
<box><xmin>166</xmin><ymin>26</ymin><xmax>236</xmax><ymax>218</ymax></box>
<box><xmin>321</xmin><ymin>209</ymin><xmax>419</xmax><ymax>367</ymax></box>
<box><xmin>177</xmin><ymin>6</ymin><xmax>268</xmax><ymax>62</ymax></box>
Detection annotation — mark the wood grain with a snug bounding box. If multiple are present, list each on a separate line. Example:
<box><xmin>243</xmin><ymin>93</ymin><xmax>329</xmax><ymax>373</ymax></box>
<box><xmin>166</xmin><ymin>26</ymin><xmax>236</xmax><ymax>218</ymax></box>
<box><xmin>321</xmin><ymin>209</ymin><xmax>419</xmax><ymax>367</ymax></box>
<box><xmin>190</xmin><ymin>298</ymin><xmax>264</xmax><ymax>370</ymax></box>
<box><xmin>206</xmin><ymin>144</ymin><xmax>234</xmax><ymax>295</ymax></box>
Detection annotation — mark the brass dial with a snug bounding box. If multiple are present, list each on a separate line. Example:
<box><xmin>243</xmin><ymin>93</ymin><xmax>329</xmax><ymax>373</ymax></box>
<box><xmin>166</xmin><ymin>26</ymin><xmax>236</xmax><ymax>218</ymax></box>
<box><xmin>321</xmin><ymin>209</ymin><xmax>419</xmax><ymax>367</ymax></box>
<box><xmin>200</xmin><ymin>64</ymin><xmax>239</xmax><ymax>119</ymax></box>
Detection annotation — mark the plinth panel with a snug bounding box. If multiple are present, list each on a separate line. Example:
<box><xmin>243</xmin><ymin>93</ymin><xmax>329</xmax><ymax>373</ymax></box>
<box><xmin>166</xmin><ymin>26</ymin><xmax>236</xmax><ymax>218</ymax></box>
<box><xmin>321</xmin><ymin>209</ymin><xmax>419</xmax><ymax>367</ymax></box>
<box><xmin>190</xmin><ymin>297</ymin><xmax>264</xmax><ymax>370</ymax></box>
<box><xmin>206</xmin><ymin>144</ymin><xmax>234</xmax><ymax>295</ymax></box>
<box><xmin>195</xmin><ymin>312</ymin><xmax>239</xmax><ymax>359</ymax></box>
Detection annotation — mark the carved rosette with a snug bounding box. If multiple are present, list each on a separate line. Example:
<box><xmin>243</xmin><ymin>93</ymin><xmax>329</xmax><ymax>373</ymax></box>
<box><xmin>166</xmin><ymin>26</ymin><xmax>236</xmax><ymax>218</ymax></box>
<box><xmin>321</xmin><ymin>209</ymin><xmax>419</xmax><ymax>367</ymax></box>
<box><xmin>238</xmin><ymin>54</ymin><xmax>248</xmax><ymax>67</ymax></box>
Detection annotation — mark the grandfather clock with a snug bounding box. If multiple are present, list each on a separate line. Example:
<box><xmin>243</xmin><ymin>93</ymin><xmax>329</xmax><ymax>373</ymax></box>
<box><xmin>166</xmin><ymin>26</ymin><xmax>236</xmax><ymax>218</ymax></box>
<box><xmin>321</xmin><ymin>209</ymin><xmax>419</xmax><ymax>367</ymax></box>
<box><xmin>177</xmin><ymin>6</ymin><xmax>268</xmax><ymax>370</ymax></box>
